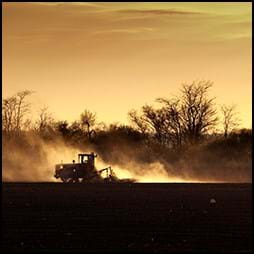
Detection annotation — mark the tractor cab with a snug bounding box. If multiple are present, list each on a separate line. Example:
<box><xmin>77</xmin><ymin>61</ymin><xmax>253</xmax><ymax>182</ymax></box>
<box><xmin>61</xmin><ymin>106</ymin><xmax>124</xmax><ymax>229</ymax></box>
<box><xmin>78</xmin><ymin>153</ymin><xmax>97</xmax><ymax>166</ymax></box>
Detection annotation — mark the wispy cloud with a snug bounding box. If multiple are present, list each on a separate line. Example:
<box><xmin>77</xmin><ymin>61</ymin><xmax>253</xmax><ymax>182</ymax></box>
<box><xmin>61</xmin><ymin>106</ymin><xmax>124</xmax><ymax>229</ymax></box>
<box><xmin>33</xmin><ymin>2</ymin><xmax>102</xmax><ymax>7</ymax></box>
<box><xmin>119</xmin><ymin>9</ymin><xmax>201</xmax><ymax>16</ymax></box>
<box><xmin>93</xmin><ymin>27</ymin><xmax>155</xmax><ymax>35</ymax></box>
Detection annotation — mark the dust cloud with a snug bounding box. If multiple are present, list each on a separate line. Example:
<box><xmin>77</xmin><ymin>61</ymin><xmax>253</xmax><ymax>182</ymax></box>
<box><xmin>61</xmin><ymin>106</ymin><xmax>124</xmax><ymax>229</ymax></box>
<box><xmin>2</xmin><ymin>133</ymin><xmax>251</xmax><ymax>183</ymax></box>
<box><xmin>3</xmin><ymin>135</ymin><xmax>81</xmax><ymax>182</ymax></box>
<box><xmin>2</xmin><ymin>135</ymin><xmax>192</xmax><ymax>182</ymax></box>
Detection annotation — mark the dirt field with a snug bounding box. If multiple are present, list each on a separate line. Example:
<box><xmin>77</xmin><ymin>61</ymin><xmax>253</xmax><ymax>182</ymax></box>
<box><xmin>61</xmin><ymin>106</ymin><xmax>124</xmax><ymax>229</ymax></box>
<box><xmin>2</xmin><ymin>183</ymin><xmax>252</xmax><ymax>252</ymax></box>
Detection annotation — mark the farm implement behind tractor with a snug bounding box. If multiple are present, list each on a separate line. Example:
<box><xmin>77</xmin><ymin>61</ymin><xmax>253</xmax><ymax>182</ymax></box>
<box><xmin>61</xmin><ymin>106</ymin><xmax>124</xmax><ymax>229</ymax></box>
<box><xmin>54</xmin><ymin>152</ymin><xmax>135</xmax><ymax>183</ymax></box>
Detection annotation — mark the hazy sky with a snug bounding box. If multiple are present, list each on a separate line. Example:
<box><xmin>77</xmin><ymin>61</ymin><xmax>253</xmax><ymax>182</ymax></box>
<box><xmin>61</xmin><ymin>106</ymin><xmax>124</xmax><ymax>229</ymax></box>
<box><xmin>3</xmin><ymin>2</ymin><xmax>252</xmax><ymax>128</ymax></box>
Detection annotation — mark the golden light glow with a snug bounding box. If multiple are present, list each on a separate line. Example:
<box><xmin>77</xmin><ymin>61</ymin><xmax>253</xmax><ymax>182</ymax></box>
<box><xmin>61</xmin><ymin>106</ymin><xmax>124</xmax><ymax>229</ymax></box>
<box><xmin>3</xmin><ymin>2</ymin><xmax>252</xmax><ymax>128</ymax></box>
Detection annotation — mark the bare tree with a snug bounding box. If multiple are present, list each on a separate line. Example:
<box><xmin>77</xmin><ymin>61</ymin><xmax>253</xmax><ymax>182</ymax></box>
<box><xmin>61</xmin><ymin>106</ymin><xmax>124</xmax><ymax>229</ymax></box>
<box><xmin>35</xmin><ymin>106</ymin><xmax>54</xmax><ymax>133</ymax></box>
<box><xmin>143</xmin><ymin>81</ymin><xmax>218</xmax><ymax>147</ymax></box>
<box><xmin>156</xmin><ymin>98</ymin><xmax>184</xmax><ymax>149</ymax></box>
<box><xmin>23</xmin><ymin>119</ymin><xmax>33</xmax><ymax>131</ymax></box>
<box><xmin>14</xmin><ymin>90</ymin><xmax>34</xmax><ymax>131</ymax></box>
<box><xmin>2</xmin><ymin>90</ymin><xmax>34</xmax><ymax>135</ymax></box>
<box><xmin>141</xmin><ymin>105</ymin><xmax>168</xmax><ymax>145</ymax></box>
<box><xmin>2</xmin><ymin>96</ymin><xmax>17</xmax><ymax>134</ymax></box>
<box><xmin>180</xmin><ymin>81</ymin><xmax>218</xmax><ymax>144</ymax></box>
<box><xmin>128</xmin><ymin>109</ymin><xmax>150</xmax><ymax>134</ymax></box>
<box><xmin>129</xmin><ymin>80</ymin><xmax>219</xmax><ymax>149</ymax></box>
<box><xmin>80</xmin><ymin>110</ymin><xmax>96</xmax><ymax>140</ymax></box>
<box><xmin>221</xmin><ymin>104</ymin><xmax>240</xmax><ymax>138</ymax></box>
<box><xmin>129</xmin><ymin>105</ymin><xmax>169</xmax><ymax>145</ymax></box>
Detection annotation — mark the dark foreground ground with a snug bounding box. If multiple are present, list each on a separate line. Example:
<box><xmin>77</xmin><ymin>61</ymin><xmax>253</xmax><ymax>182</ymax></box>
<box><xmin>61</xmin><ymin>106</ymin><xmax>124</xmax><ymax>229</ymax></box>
<box><xmin>2</xmin><ymin>183</ymin><xmax>252</xmax><ymax>253</ymax></box>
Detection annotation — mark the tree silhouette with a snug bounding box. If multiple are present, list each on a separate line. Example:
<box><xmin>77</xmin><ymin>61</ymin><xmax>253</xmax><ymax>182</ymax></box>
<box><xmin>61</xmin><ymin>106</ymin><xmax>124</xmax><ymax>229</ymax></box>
<box><xmin>180</xmin><ymin>81</ymin><xmax>218</xmax><ymax>144</ymax></box>
<box><xmin>221</xmin><ymin>104</ymin><xmax>240</xmax><ymax>138</ymax></box>
<box><xmin>2</xmin><ymin>90</ymin><xmax>34</xmax><ymax>135</ymax></box>
<box><xmin>128</xmin><ymin>109</ymin><xmax>150</xmax><ymax>134</ymax></box>
<box><xmin>35</xmin><ymin>106</ymin><xmax>54</xmax><ymax>133</ymax></box>
<box><xmin>130</xmin><ymin>80</ymin><xmax>218</xmax><ymax>149</ymax></box>
<box><xmin>80</xmin><ymin>110</ymin><xmax>96</xmax><ymax>141</ymax></box>
<box><xmin>156</xmin><ymin>98</ymin><xmax>183</xmax><ymax>149</ymax></box>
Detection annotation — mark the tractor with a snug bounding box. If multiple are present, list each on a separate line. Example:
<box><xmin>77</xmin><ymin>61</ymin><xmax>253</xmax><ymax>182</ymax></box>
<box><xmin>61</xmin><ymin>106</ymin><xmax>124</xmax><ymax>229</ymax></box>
<box><xmin>54</xmin><ymin>152</ymin><xmax>122</xmax><ymax>183</ymax></box>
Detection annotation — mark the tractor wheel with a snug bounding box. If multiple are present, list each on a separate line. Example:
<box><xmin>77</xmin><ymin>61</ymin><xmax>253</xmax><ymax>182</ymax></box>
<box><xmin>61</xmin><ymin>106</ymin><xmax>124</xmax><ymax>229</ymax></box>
<box><xmin>60</xmin><ymin>177</ymin><xmax>67</xmax><ymax>183</ymax></box>
<box><xmin>61</xmin><ymin>177</ymin><xmax>74</xmax><ymax>183</ymax></box>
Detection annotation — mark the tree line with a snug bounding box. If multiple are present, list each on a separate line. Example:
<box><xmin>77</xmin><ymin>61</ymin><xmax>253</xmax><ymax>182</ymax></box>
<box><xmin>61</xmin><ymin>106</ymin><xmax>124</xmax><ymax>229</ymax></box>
<box><xmin>2</xmin><ymin>80</ymin><xmax>242</xmax><ymax>151</ymax></box>
<box><xmin>2</xmin><ymin>80</ymin><xmax>252</xmax><ymax>182</ymax></box>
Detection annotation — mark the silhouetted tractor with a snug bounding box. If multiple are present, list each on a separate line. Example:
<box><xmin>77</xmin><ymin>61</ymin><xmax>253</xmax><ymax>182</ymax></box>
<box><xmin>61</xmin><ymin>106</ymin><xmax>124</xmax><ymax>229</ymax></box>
<box><xmin>54</xmin><ymin>152</ymin><xmax>120</xmax><ymax>183</ymax></box>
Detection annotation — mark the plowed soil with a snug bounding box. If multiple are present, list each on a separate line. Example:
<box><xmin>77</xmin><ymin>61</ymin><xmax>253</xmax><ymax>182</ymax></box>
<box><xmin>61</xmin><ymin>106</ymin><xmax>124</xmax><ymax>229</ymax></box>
<box><xmin>2</xmin><ymin>183</ymin><xmax>252</xmax><ymax>252</ymax></box>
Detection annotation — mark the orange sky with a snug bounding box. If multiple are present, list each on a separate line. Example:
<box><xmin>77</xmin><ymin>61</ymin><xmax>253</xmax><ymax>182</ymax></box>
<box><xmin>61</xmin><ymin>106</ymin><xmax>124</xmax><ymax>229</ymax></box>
<box><xmin>2</xmin><ymin>2</ymin><xmax>252</xmax><ymax>128</ymax></box>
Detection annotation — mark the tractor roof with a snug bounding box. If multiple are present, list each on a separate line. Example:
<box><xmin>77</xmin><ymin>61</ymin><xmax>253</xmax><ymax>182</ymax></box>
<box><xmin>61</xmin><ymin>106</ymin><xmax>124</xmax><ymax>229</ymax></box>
<box><xmin>78</xmin><ymin>153</ymin><xmax>96</xmax><ymax>156</ymax></box>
